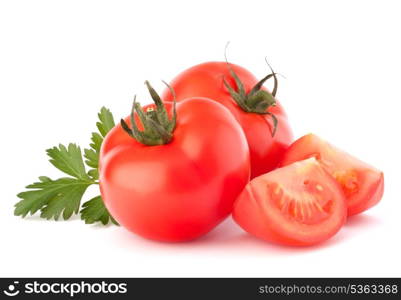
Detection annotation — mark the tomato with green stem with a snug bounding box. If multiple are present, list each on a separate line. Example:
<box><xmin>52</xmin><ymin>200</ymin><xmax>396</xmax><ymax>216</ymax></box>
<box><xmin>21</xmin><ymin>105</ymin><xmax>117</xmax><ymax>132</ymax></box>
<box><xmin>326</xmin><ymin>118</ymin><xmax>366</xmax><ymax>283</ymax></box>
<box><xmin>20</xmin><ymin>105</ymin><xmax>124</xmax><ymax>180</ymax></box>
<box><xmin>99</xmin><ymin>82</ymin><xmax>250</xmax><ymax>242</ymax></box>
<box><xmin>162</xmin><ymin>61</ymin><xmax>293</xmax><ymax>178</ymax></box>
<box><xmin>233</xmin><ymin>158</ymin><xmax>347</xmax><ymax>246</ymax></box>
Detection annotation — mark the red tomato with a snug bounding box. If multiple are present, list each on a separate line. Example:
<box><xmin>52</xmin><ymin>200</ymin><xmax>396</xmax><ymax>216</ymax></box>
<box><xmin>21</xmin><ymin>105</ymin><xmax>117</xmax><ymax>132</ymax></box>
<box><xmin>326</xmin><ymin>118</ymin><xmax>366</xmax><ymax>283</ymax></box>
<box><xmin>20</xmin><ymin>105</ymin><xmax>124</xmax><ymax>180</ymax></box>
<box><xmin>162</xmin><ymin>61</ymin><xmax>293</xmax><ymax>179</ymax></box>
<box><xmin>233</xmin><ymin>158</ymin><xmax>347</xmax><ymax>246</ymax></box>
<box><xmin>100</xmin><ymin>85</ymin><xmax>250</xmax><ymax>242</ymax></box>
<box><xmin>280</xmin><ymin>134</ymin><xmax>384</xmax><ymax>216</ymax></box>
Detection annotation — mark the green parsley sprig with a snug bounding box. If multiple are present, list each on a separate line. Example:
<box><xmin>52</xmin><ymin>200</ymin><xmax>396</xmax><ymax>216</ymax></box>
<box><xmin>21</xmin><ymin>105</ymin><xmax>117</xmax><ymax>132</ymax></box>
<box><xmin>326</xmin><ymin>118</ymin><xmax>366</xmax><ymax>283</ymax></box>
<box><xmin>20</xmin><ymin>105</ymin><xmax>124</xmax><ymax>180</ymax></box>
<box><xmin>15</xmin><ymin>107</ymin><xmax>118</xmax><ymax>226</ymax></box>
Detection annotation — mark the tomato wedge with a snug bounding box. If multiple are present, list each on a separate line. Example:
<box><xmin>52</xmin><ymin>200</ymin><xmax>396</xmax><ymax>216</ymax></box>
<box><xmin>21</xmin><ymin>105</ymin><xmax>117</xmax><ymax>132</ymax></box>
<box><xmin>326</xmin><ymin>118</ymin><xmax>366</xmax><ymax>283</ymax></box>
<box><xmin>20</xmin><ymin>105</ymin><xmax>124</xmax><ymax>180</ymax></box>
<box><xmin>233</xmin><ymin>158</ymin><xmax>347</xmax><ymax>246</ymax></box>
<box><xmin>280</xmin><ymin>134</ymin><xmax>384</xmax><ymax>216</ymax></box>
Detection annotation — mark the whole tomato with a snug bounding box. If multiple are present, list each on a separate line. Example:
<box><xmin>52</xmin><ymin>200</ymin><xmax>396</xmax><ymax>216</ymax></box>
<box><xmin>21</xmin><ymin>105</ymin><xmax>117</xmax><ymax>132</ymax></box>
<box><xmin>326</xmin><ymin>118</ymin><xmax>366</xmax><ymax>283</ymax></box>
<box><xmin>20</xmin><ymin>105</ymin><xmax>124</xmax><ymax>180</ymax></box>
<box><xmin>162</xmin><ymin>61</ymin><xmax>293</xmax><ymax>178</ymax></box>
<box><xmin>100</xmin><ymin>82</ymin><xmax>250</xmax><ymax>242</ymax></box>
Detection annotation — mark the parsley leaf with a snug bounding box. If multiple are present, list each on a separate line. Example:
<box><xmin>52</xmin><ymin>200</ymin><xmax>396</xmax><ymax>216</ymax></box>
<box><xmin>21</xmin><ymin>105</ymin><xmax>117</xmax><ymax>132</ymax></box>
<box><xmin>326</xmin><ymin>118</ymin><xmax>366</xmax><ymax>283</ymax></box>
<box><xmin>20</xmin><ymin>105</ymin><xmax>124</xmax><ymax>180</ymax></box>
<box><xmin>84</xmin><ymin>107</ymin><xmax>115</xmax><ymax>180</ymax></box>
<box><xmin>96</xmin><ymin>107</ymin><xmax>116</xmax><ymax>137</ymax></box>
<box><xmin>81</xmin><ymin>107</ymin><xmax>117</xmax><ymax>225</ymax></box>
<box><xmin>15</xmin><ymin>107</ymin><xmax>118</xmax><ymax>226</ymax></box>
<box><xmin>15</xmin><ymin>176</ymin><xmax>53</xmax><ymax>217</ymax></box>
<box><xmin>84</xmin><ymin>133</ymin><xmax>102</xmax><ymax>169</ymax></box>
<box><xmin>15</xmin><ymin>176</ymin><xmax>91</xmax><ymax>220</ymax></box>
<box><xmin>47</xmin><ymin>144</ymin><xmax>90</xmax><ymax>180</ymax></box>
<box><xmin>80</xmin><ymin>195</ymin><xmax>118</xmax><ymax>225</ymax></box>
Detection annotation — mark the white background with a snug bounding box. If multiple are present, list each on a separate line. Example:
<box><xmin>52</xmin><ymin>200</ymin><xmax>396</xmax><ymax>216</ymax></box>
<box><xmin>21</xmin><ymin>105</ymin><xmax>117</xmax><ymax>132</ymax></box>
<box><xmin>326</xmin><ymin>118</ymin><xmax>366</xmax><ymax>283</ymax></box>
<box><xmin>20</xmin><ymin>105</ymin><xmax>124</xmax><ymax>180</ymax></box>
<box><xmin>0</xmin><ymin>0</ymin><xmax>400</xmax><ymax>277</ymax></box>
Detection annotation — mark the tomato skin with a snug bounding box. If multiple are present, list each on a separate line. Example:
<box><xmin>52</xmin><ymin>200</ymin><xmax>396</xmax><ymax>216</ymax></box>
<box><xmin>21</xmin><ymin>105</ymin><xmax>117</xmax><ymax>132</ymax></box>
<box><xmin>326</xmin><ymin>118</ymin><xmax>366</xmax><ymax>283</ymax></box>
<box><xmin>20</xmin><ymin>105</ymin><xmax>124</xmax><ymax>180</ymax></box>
<box><xmin>162</xmin><ymin>61</ymin><xmax>293</xmax><ymax>178</ymax></box>
<box><xmin>280</xmin><ymin>134</ymin><xmax>384</xmax><ymax>216</ymax></box>
<box><xmin>233</xmin><ymin>158</ymin><xmax>347</xmax><ymax>246</ymax></box>
<box><xmin>100</xmin><ymin>98</ymin><xmax>250</xmax><ymax>242</ymax></box>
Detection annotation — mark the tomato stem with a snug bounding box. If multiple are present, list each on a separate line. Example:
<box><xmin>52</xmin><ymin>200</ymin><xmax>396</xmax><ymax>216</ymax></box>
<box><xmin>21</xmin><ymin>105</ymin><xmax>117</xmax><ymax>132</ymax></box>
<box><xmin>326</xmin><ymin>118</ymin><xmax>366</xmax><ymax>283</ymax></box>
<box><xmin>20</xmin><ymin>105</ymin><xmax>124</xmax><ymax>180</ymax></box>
<box><xmin>121</xmin><ymin>81</ymin><xmax>177</xmax><ymax>146</ymax></box>
<box><xmin>223</xmin><ymin>58</ymin><xmax>279</xmax><ymax>136</ymax></box>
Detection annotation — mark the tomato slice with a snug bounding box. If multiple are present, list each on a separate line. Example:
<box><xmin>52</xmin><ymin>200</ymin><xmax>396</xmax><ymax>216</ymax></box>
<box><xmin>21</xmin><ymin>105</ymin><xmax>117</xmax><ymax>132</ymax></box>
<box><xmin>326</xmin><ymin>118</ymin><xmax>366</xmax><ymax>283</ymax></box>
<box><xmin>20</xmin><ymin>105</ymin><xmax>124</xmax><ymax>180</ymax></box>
<box><xmin>233</xmin><ymin>158</ymin><xmax>347</xmax><ymax>246</ymax></box>
<box><xmin>280</xmin><ymin>134</ymin><xmax>384</xmax><ymax>216</ymax></box>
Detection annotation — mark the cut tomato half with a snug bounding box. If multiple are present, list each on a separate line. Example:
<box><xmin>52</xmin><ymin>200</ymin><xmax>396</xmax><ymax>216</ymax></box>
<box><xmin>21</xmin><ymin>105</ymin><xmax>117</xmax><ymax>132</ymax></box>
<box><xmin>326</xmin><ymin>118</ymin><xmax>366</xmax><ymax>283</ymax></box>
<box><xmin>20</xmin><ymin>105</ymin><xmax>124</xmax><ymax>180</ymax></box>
<box><xmin>233</xmin><ymin>158</ymin><xmax>347</xmax><ymax>246</ymax></box>
<box><xmin>280</xmin><ymin>134</ymin><xmax>384</xmax><ymax>216</ymax></box>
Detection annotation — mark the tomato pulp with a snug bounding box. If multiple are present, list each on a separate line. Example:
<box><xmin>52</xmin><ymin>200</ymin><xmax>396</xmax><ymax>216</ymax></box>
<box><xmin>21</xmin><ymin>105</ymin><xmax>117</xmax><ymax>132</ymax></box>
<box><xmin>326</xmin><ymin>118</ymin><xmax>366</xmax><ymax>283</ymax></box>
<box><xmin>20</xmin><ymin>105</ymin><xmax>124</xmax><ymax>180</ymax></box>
<box><xmin>280</xmin><ymin>134</ymin><xmax>384</xmax><ymax>216</ymax></box>
<box><xmin>233</xmin><ymin>158</ymin><xmax>347</xmax><ymax>246</ymax></box>
<box><xmin>162</xmin><ymin>61</ymin><xmax>293</xmax><ymax>178</ymax></box>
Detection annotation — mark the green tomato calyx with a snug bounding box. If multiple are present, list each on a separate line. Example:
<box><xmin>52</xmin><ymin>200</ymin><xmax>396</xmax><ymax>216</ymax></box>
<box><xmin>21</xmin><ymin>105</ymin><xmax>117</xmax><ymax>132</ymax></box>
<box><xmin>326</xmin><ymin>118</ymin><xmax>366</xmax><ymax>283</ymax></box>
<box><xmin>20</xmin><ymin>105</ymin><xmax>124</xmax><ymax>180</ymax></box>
<box><xmin>223</xmin><ymin>61</ymin><xmax>279</xmax><ymax>136</ymax></box>
<box><xmin>121</xmin><ymin>81</ymin><xmax>177</xmax><ymax>146</ymax></box>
